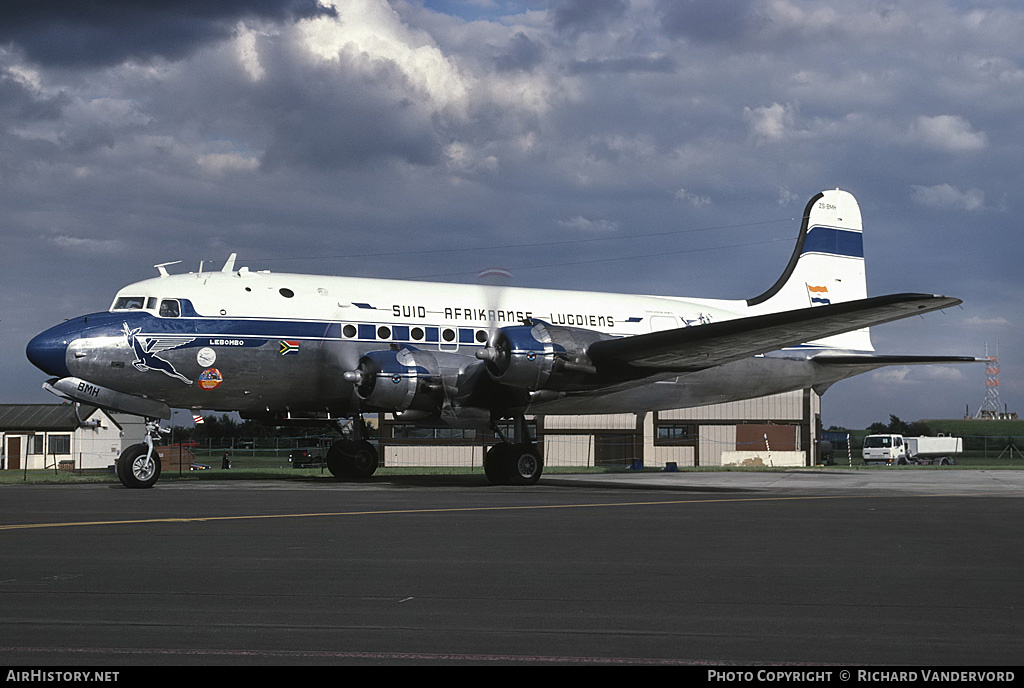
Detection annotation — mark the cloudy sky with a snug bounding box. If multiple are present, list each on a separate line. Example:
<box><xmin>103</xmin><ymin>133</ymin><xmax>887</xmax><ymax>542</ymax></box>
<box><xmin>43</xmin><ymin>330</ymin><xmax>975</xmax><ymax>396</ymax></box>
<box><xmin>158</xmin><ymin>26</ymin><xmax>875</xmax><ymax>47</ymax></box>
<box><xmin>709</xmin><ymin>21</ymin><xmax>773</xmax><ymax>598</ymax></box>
<box><xmin>2</xmin><ymin>0</ymin><xmax>1021</xmax><ymax>429</ymax></box>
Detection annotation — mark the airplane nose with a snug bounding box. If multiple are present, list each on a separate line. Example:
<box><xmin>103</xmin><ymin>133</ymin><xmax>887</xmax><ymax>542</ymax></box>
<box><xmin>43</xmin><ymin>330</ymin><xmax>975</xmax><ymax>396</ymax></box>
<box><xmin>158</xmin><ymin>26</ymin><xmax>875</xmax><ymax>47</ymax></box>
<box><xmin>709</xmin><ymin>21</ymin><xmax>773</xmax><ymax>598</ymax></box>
<box><xmin>26</xmin><ymin>327</ymin><xmax>71</xmax><ymax>378</ymax></box>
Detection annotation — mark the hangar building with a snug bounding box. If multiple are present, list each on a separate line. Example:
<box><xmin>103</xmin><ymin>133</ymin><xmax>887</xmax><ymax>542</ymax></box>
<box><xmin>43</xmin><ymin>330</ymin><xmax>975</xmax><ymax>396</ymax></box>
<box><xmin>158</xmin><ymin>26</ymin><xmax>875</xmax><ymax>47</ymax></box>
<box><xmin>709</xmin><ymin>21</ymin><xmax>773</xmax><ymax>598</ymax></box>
<box><xmin>379</xmin><ymin>388</ymin><xmax>822</xmax><ymax>469</ymax></box>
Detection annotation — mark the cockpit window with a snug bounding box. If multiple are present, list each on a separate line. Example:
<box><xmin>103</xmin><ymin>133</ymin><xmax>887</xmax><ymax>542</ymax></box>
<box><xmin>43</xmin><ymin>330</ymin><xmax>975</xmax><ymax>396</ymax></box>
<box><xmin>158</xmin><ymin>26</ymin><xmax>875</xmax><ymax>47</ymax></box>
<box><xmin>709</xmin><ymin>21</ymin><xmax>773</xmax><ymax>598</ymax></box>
<box><xmin>113</xmin><ymin>296</ymin><xmax>146</xmax><ymax>310</ymax></box>
<box><xmin>159</xmin><ymin>299</ymin><xmax>181</xmax><ymax>318</ymax></box>
<box><xmin>146</xmin><ymin>297</ymin><xmax>158</xmax><ymax>310</ymax></box>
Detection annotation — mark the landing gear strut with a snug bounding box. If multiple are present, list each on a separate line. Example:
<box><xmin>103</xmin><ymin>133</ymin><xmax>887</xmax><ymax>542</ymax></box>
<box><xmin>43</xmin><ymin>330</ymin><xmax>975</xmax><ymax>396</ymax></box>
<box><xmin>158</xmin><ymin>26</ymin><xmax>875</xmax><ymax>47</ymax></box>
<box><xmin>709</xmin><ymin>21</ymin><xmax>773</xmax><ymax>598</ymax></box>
<box><xmin>485</xmin><ymin>417</ymin><xmax>544</xmax><ymax>486</ymax></box>
<box><xmin>326</xmin><ymin>415</ymin><xmax>379</xmax><ymax>480</ymax></box>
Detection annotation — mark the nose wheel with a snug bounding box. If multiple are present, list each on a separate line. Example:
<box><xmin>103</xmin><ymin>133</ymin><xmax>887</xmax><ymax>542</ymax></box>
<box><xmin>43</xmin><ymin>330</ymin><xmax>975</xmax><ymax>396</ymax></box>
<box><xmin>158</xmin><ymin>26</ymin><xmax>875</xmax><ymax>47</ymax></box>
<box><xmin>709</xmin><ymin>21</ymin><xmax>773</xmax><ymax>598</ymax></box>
<box><xmin>115</xmin><ymin>419</ymin><xmax>166</xmax><ymax>488</ymax></box>
<box><xmin>116</xmin><ymin>443</ymin><xmax>161</xmax><ymax>489</ymax></box>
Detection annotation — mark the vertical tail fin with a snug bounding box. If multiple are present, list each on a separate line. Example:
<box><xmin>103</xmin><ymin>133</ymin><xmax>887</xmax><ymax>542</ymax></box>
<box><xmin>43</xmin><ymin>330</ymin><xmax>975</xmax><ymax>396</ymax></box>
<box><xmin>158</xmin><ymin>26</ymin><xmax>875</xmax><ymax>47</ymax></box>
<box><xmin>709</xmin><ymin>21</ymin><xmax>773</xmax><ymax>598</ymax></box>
<box><xmin>745</xmin><ymin>189</ymin><xmax>872</xmax><ymax>351</ymax></box>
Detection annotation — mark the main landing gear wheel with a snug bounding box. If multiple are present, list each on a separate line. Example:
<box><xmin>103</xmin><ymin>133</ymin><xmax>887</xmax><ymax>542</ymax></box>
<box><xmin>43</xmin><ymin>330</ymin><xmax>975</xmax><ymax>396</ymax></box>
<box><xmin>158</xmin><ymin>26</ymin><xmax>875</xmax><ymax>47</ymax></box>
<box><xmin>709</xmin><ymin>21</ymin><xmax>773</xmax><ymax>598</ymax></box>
<box><xmin>484</xmin><ymin>443</ymin><xmax>544</xmax><ymax>486</ymax></box>
<box><xmin>326</xmin><ymin>439</ymin><xmax>379</xmax><ymax>480</ymax></box>
<box><xmin>116</xmin><ymin>443</ymin><xmax>161</xmax><ymax>489</ymax></box>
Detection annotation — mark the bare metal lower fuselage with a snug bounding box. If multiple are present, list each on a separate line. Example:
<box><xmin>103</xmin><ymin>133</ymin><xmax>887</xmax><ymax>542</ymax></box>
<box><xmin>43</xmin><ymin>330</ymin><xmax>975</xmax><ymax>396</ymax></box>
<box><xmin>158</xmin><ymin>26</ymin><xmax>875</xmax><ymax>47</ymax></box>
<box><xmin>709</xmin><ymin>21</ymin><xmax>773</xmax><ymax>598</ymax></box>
<box><xmin>37</xmin><ymin>309</ymin><xmax>867</xmax><ymax>424</ymax></box>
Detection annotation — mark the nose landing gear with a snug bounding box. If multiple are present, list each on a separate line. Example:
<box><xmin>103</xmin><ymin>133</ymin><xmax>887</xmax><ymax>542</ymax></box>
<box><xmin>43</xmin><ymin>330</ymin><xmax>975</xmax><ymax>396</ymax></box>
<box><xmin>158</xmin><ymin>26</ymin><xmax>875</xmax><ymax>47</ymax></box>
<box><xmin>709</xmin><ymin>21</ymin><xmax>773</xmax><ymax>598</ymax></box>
<box><xmin>115</xmin><ymin>419</ymin><xmax>165</xmax><ymax>489</ymax></box>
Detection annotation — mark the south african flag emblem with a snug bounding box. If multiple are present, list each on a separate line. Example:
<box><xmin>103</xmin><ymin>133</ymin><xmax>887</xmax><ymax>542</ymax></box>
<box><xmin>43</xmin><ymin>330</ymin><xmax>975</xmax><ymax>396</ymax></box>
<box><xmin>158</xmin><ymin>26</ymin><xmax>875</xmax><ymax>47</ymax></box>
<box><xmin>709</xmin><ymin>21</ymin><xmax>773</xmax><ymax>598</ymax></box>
<box><xmin>279</xmin><ymin>340</ymin><xmax>300</xmax><ymax>355</ymax></box>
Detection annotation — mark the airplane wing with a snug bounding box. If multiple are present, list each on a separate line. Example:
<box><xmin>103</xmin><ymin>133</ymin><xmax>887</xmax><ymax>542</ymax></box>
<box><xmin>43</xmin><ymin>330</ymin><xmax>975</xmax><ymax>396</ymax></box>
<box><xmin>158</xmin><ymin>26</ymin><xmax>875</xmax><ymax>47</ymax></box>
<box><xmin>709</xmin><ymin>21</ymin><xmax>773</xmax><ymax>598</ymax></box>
<box><xmin>587</xmin><ymin>293</ymin><xmax>962</xmax><ymax>373</ymax></box>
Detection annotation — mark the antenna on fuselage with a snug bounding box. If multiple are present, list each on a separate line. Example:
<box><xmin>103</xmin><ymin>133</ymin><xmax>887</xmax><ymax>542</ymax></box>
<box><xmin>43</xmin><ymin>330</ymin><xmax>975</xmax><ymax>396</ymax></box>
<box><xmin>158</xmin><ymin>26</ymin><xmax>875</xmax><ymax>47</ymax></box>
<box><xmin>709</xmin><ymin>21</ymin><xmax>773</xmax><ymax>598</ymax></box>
<box><xmin>154</xmin><ymin>261</ymin><xmax>182</xmax><ymax>278</ymax></box>
<box><xmin>221</xmin><ymin>253</ymin><xmax>237</xmax><ymax>274</ymax></box>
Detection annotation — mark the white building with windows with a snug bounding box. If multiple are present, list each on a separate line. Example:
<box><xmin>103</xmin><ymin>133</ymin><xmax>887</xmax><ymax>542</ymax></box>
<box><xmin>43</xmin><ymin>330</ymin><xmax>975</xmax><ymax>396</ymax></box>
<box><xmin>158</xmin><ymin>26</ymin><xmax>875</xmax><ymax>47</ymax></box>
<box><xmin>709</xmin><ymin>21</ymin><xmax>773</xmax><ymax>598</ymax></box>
<box><xmin>0</xmin><ymin>404</ymin><xmax>144</xmax><ymax>471</ymax></box>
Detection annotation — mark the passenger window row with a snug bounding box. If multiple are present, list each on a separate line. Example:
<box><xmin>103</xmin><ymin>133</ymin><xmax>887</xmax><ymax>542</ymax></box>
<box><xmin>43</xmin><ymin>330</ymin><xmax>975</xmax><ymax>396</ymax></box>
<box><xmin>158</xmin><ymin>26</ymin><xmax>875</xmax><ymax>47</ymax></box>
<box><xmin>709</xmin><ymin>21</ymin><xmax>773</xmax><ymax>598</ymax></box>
<box><xmin>342</xmin><ymin>323</ymin><xmax>489</xmax><ymax>345</ymax></box>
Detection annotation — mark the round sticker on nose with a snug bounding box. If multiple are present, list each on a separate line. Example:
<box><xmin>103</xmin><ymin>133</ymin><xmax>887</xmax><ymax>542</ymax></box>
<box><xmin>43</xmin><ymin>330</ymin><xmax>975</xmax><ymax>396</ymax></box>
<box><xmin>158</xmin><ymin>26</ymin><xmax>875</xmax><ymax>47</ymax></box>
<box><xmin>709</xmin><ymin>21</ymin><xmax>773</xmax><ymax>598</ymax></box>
<box><xmin>198</xmin><ymin>368</ymin><xmax>223</xmax><ymax>391</ymax></box>
<box><xmin>197</xmin><ymin>347</ymin><xmax>217</xmax><ymax>367</ymax></box>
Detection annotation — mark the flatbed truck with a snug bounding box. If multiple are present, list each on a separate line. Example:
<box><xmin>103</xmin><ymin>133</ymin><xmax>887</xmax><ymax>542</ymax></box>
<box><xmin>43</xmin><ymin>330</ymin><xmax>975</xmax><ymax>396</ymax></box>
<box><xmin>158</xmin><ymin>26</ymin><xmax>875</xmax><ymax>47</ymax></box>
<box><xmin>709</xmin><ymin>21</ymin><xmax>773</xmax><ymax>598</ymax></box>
<box><xmin>862</xmin><ymin>434</ymin><xmax>961</xmax><ymax>466</ymax></box>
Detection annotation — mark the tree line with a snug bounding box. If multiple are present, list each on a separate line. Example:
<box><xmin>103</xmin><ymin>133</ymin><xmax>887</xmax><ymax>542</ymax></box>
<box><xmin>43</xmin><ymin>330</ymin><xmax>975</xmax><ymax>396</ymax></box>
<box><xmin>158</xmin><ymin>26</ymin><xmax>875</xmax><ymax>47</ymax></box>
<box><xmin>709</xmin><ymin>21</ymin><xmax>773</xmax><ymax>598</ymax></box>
<box><xmin>828</xmin><ymin>415</ymin><xmax>931</xmax><ymax>436</ymax></box>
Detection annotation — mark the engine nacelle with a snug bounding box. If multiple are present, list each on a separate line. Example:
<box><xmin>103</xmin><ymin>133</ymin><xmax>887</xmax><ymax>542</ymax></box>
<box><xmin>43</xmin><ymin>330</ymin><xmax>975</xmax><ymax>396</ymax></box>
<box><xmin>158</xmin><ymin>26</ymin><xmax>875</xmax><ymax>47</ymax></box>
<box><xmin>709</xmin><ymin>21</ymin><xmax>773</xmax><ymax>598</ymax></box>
<box><xmin>478</xmin><ymin>321</ymin><xmax>608</xmax><ymax>391</ymax></box>
<box><xmin>346</xmin><ymin>348</ymin><xmax>441</xmax><ymax>413</ymax></box>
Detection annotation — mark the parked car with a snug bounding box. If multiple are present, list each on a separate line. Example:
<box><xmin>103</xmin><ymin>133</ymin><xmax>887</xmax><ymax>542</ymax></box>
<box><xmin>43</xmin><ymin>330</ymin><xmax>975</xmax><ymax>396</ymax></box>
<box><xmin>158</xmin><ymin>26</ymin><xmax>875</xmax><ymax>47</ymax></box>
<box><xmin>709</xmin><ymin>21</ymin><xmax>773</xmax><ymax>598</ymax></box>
<box><xmin>289</xmin><ymin>449</ymin><xmax>323</xmax><ymax>469</ymax></box>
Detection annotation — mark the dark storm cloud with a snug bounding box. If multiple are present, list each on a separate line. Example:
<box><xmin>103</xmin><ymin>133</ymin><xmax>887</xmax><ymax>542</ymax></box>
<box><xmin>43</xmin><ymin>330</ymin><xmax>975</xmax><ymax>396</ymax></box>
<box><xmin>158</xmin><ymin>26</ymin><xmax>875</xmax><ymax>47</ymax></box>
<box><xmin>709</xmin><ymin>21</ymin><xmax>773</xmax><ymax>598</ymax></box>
<box><xmin>0</xmin><ymin>0</ymin><xmax>331</xmax><ymax>67</ymax></box>
<box><xmin>655</xmin><ymin>0</ymin><xmax>760</xmax><ymax>44</ymax></box>
<box><xmin>494</xmin><ymin>32</ymin><xmax>545</xmax><ymax>73</ymax></box>
<box><xmin>0</xmin><ymin>66</ymin><xmax>67</xmax><ymax>175</ymax></box>
<box><xmin>257</xmin><ymin>74</ymin><xmax>447</xmax><ymax>171</ymax></box>
<box><xmin>568</xmin><ymin>55</ymin><xmax>676</xmax><ymax>75</ymax></box>
<box><xmin>220</xmin><ymin>30</ymin><xmax>449</xmax><ymax>171</ymax></box>
<box><xmin>0</xmin><ymin>69</ymin><xmax>66</xmax><ymax>122</ymax></box>
<box><xmin>549</xmin><ymin>0</ymin><xmax>627</xmax><ymax>35</ymax></box>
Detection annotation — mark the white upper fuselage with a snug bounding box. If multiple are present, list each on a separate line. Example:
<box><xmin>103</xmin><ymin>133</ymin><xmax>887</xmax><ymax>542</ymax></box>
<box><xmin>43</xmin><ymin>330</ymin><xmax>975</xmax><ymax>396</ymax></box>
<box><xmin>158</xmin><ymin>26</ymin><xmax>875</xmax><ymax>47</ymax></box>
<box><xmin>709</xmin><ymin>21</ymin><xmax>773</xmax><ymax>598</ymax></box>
<box><xmin>109</xmin><ymin>187</ymin><xmax>872</xmax><ymax>350</ymax></box>
<box><xmin>111</xmin><ymin>266</ymin><xmax>744</xmax><ymax>344</ymax></box>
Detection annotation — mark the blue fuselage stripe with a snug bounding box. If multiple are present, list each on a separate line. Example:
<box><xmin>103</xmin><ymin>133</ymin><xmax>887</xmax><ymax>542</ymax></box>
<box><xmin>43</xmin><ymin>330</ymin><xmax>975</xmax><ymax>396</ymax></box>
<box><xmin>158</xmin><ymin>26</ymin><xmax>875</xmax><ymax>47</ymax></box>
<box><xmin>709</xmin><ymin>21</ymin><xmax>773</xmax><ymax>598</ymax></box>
<box><xmin>98</xmin><ymin>312</ymin><xmax>483</xmax><ymax>347</ymax></box>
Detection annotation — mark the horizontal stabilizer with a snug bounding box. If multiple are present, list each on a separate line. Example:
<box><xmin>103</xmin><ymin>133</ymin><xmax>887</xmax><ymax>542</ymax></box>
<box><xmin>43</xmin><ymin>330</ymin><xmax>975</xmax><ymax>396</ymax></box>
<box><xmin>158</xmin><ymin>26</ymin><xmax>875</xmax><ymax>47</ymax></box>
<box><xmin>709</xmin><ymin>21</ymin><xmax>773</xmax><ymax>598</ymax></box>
<box><xmin>588</xmin><ymin>293</ymin><xmax>962</xmax><ymax>372</ymax></box>
<box><xmin>810</xmin><ymin>353</ymin><xmax>983</xmax><ymax>366</ymax></box>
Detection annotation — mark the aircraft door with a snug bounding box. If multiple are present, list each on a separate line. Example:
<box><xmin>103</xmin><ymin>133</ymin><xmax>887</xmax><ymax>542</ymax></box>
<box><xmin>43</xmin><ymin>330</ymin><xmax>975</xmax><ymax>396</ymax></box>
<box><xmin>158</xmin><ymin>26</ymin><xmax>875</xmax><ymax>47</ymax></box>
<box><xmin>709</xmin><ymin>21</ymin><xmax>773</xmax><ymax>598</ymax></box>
<box><xmin>649</xmin><ymin>315</ymin><xmax>677</xmax><ymax>332</ymax></box>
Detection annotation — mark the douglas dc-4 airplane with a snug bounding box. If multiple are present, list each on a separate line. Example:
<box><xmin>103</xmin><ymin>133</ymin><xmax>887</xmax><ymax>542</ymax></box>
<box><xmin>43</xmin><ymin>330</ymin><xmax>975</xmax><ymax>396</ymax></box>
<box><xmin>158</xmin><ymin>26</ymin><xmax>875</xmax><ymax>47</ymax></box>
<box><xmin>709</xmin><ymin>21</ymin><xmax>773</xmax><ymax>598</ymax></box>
<box><xmin>27</xmin><ymin>189</ymin><xmax>977</xmax><ymax>488</ymax></box>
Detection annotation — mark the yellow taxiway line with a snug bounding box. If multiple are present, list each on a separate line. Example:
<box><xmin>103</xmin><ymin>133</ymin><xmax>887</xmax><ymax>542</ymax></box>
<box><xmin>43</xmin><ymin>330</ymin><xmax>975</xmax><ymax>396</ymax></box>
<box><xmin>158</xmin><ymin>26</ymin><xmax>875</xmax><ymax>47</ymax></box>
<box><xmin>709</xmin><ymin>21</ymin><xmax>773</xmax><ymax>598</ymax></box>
<box><xmin>0</xmin><ymin>491</ymin><xmax>1010</xmax><ymax>532</ymax></box>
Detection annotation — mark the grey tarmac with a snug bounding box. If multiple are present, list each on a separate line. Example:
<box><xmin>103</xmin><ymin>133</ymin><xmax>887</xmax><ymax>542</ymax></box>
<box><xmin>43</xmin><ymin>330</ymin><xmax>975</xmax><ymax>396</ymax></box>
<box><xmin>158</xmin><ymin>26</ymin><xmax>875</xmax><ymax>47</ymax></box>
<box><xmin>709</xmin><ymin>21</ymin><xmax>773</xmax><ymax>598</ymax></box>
<box><xmin>1</xmin><ymin>470</ymin><xmax>1021</xmax><ymax>666</ymax></box>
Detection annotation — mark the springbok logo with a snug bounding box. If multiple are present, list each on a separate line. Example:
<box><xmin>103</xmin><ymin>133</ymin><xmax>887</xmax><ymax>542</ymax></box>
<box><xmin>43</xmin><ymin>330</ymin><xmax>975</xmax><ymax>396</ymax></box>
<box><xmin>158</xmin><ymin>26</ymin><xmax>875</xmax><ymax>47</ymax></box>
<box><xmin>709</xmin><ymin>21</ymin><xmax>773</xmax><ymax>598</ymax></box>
<box><xmin>122</xmin><ymin>322</ymin><xmax>193</xmax><ymax>384</ymax></box>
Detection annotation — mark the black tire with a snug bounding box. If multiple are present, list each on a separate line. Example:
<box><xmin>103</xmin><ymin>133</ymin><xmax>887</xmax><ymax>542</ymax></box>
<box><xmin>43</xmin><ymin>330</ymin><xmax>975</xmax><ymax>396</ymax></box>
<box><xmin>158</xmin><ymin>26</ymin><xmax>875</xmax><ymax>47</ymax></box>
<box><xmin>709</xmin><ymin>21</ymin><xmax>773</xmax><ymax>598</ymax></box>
<box><xmin>484</xmin><ymin>443</ymin><xmax>543</xmax><ymax>486</ymax></box>
<box><xmin>326</xmin><ymin>440</ymin><xmax>379</xmax><ymax>480</ymax></box>
<box><xmin>484</xmin><ymin>444</ymin><xmax>510</xmax><ymax>485</ymax></box>
<box><xmin>116</xmin><ymin>443</ymin><xmax>161</xmax><ymax>489</ymax></box>
<box><xmin>508</xmin><ymin>443</ymin><xmax>543</xmax><ymax>486</ymax></box>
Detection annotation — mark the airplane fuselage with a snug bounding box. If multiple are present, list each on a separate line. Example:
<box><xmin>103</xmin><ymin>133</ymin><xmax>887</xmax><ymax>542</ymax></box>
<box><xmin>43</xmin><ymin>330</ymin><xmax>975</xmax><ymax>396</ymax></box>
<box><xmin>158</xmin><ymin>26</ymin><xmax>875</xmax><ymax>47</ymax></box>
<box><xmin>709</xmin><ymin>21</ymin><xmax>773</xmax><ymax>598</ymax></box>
<box><xmin>34</xmin><ymin>267</ymin><xmax>813</xmax><ymax>421</ymax></box>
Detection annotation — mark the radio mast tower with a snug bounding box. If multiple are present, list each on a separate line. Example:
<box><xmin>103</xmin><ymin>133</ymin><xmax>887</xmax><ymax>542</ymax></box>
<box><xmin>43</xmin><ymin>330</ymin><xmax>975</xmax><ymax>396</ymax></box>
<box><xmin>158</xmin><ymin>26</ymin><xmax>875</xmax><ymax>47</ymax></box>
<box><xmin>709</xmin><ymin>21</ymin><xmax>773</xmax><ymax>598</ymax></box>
<box><xmin>976</xmin><ymin>342</ymin><xmax>1002</xmax><ymax>419</ymax></box>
